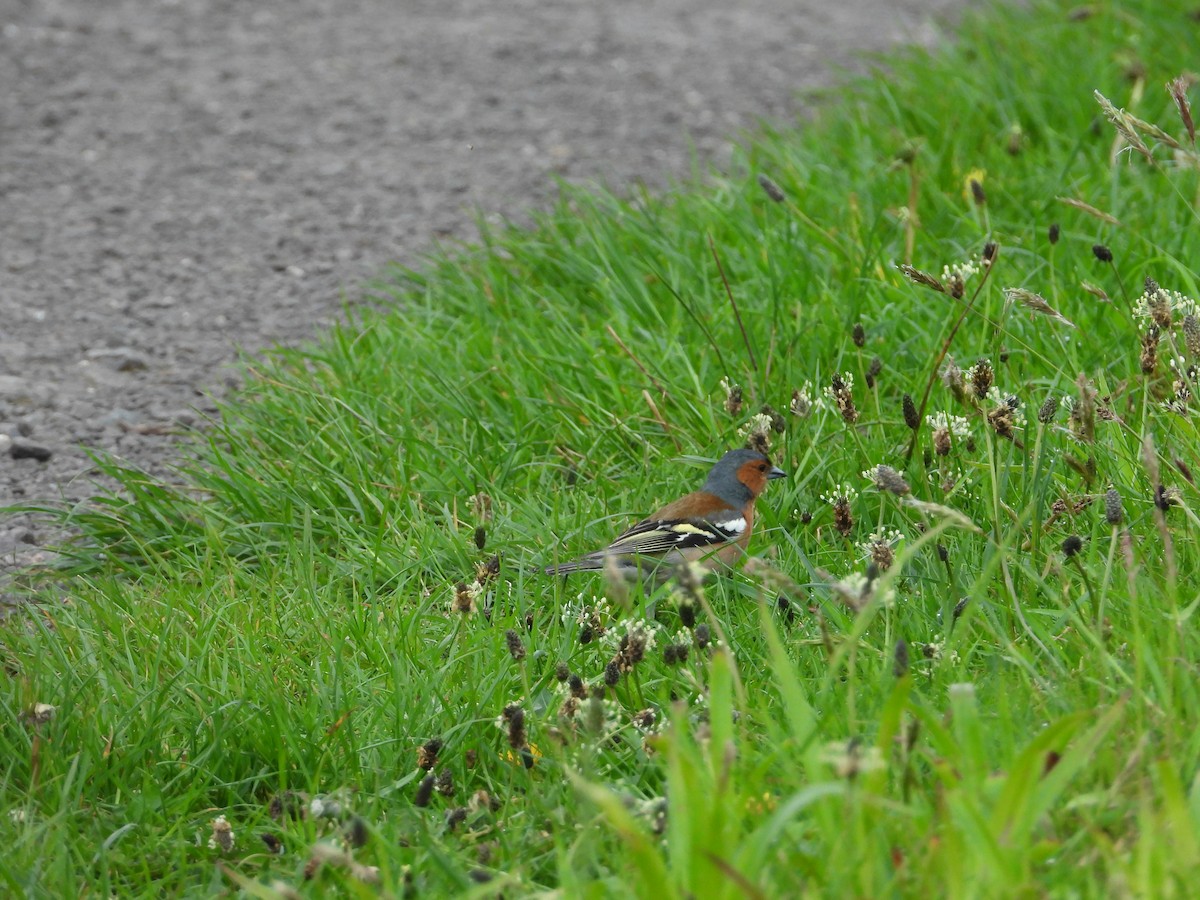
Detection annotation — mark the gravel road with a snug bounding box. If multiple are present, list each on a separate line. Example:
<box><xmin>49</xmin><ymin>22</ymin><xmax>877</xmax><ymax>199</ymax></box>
<box><xmin>0</xmin><ymin>0</ymin><xmax>975</xmax><ymax>578</ymax></box>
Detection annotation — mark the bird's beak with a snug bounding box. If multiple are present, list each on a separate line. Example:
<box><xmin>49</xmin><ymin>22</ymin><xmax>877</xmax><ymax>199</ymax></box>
<box><xmin>768</xmin><ymin>466</ymin><xmax>787</xmax><ymax>480</ymax></box>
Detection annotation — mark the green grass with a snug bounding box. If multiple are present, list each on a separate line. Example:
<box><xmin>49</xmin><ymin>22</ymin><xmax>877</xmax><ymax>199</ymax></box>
<box><xmin>5</xmin><ymin>0</ymin><xmax>1200</xmax><ymax>895</ymax></box>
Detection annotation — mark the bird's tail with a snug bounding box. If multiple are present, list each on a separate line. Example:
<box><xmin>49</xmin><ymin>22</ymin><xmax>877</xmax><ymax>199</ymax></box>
<box><xmin>543</xmin><ymin>555</ymin><xmax>606</xmax><ymax>575</ymax></box>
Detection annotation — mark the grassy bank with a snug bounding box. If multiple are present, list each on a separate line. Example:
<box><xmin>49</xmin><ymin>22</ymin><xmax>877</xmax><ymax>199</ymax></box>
<box><xmin>4</xmin><ymin>0</ymin><xmax>1200</xmax><ymax>895</ymax></box>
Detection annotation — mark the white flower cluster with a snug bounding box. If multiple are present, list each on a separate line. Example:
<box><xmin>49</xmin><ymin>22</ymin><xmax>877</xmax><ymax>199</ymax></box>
<box><xmin>941</xmin><ymin>259</ymin><xmax>980</xmax><ymax>284</ymax></box>
<box><xmin>856</xmin><ymin>529</ymin><xmax>904</xmax><ymax>556</ymax></box>
<box><xmin>930</xmin><ymin>411</ymin><xmax>970</xmax><ymax>436</ymax></box>
<box><xmin>1133</xmin><ymin>287</ymin><xmax>1199</xmax><ymax>322</ymax></box>
<box><xmin>822</xmin><ymin>372</ymin><xmax>855</xmax><ymax>401</ymax></box>
<box><xmin>737</xmin><ymin>412</ymin><xmax>775</xmax><ymax>439</ymax></box>
<box><xmin>790</xmin><ymin>381</ymin><xmax>821</xmax><ymax>417</ymax></box>
<box><xmin>985</xmin><ymin>386</ymin><xmax>1022</xmax><ymax>410</ymax></box>
<box><xmin>559</xmin><ymin>594</ymin><xmax>611</xmax><ymax>628</ymax></box>
<box><xmin>820</xmin><ymin>482</ymin><xmax>859</xmax><ymax>505</ymax></box>
<box><xmin>603</xmin><ymin>618</ymin><xmax>663</xmax><ymax>654</ymax></box>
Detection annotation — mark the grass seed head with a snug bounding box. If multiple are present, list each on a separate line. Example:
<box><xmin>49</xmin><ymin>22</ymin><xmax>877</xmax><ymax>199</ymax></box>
<box><xmin>503</xmin><ymin>705</ymin><xmax>527</xmax><ymax>750</ymax></box>
<box><xmin>953</xmin><ymin>597</ymin><xmax>970</xmax><ymax>622</ymax></box>
<box><xmin>417</xmin><ymin>738</ymin><xmax>443</xmax><ymax>771</ymax></box>
<box><xmin>554</xmin><ymin>662</ymin><xmax>570</xmax><ymax>682</ymax></box>
<box><xmin>453</xmin><ymin>581</ymin><xmax>480</xmax><ymax>616</ymax></box>
<box><xmin>852</xmin><ymin>322</ymin><xmax>866</xmax><ymax>347</ymax></box>
<box><xmin>1143</xmin><ymin>277</ymin><xmax>1174</xmax><ymax>329</ymax></box>
<box><xmin>986</xmin><ymin>401</ymin><xmax>1017</xmax><ymax>440</ymax></box>
<box><xmin>893</xmin><ymin>639</ymin><xmax>910</xmax><ymax>679</ymax></box>
<box><xmin>970</xmin><ymin>177</ymin><xmax>987</xmax><ymax>206</ymax></box>
<box><xmin>1168</xmin><ymin>75</ymin><xmax>1196</xmax><ymax>145</ymax></box>
<box><xmin>898</xmin><ymin>264</ymin><xmax>946</xmax><ymax>293</ymax></box>
<box><xmin>1141</xmin><ymin>326</ymin><xmax>1160</xmax><ymax>374</ymax></box>
<box><xmin>1038</xmin><ymin>394</ymin><xmax>1059</xmax><ymax>424</ymax></box>
<box><xmin>969</xmin><ymin>358</ymin><xmax>994</xmax><ymax>400</ymax></box>
<box><xmin>833</xmin><ymin>496</ymin><xmax>855</xmax><ymax>536</ymax></box>
<box><xmin>828</xmin><ymin>372</ymin><xmax>859</xmax><ymax>424</ymax></box>
<box><xmin>933</xmin><ymin>426</ymin><xmax>952</xmax><ymax>457</ymax></box>
<box><xmin>1048</xmin><ymin>222</ymin><xmax>1060</xmax><ymax>244</ymax></box>
<box><xmin>760</xmin><ymin>404</ymin><xmax>786</xmax><ymax>433</ymax></box>
<box><xmin>866</xmin><ymin>355</ymin><xmax>883</xmax><ymax>389</ymax></box>
<box><xmin>1183</xmin><ymin>315</ymin><xmax>1200</xmax><ymax>357</ymax></box>
<box><xmin>902</xmin><ymin>393</ymin><xmax>920</xmax><ymax>430</ymax></box>
<box><xmin>345</xmin><ymin>815</ymin><xmax>369</xmax><ymax>848</ymax></box>
<box><xmin>757</xmin><ymin>173</ymin><xmax>786</xmax><ymax>202</ymax></box>
<box><xmin>941</xmin><ymin>357</ymin><xmax>967</xmax><ymax>403</ymax></box>
<box><xmin>721</xmin><ymin>377</ymin><xmax>743</xmax><ymax>416</ymax></box>
<box><xmin>208</xmin><ymin>816</ymin><xmax>235</xmax><ymax>853</ymax></box>
<box><xmin>1062</xmin><ymin>535</ymin><xmax>1083</xmax><ymax>558</ymax></box>
<box><xmin>1092</xmin><ymin>243</ymin><xmax>1114</xmax><ymax>263</ymax></box>
<box><xmin>1107</xmin><ymin>489</ymin><xmax>1125</xmax><ymax>524</ymax></box>
<box><xmin>1071</xmin><ymin>375</ymin><xmax>1097</xmax><ymax>442</ymax></box>
<box><xmin>504</xmin><ymin>629</ymin><xmax>526</xmax><ymax>662</ymax></box>
<box><xmin>477</xmin><ymin>555</ymin><xmax>501</xmax><ymax>584</ymax></box>
<box><xmin>866</xmin><ymin>464</ymin><xmax>911</xmax><ymax>495</ymax></box>
<box><xmin>694</xmin><ymin>623</ymin><xmax>711</xmax><ymax>650</ymax></box>
<box><xmin>414</xmin><ymin>774</ymin><xmax>436</xmax><ymax>808</ymax></box>
<box><xmin>569</xmin><ymin>673</ymin><xmax>586</xmax><ymax>699</ymax></box>
<box><xmin>603</xmin><ymin>659</ymin><xmax>621</xmax><ymax>686</ymax></box>
<box><xmin>789</xmin><ymin>385</ymin><xmax>814</xmax><ymax>417</ymax></box>
<box><xmin>740</xmin><ymin>412</ymin><xmax>775</xmax><ymax>454</ymax></box>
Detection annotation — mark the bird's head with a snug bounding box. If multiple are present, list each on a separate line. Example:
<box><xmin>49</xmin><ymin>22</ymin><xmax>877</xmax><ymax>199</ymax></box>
<box><xmin>704</xmin><ymin>448</ymin><xmax>787</xmax><ymax>505</ymax></box>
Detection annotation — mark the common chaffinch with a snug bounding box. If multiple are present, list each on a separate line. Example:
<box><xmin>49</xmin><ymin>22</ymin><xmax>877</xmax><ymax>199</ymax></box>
<box><xmin>544</xmin><ymin>448</ymin><xmax>787</xmax><ymax>576</ymax></box>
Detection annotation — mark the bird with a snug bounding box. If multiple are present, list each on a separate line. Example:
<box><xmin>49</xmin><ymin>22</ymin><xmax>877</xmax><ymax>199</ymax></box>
<box><xmin>544</xmin><ymin>448</ymin><xmax>787</xmax><ymax>577</ymax></box>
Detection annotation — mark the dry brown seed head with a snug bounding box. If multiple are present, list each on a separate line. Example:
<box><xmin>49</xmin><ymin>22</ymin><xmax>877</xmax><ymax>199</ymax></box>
<box><xmin>871</xmin><ymin>465</ymin><xmax>911</xmax><ymax>495</ymax></box>
<box><xmin>758</xmin><ymin>173</ymin><xmax>786</xmax><ymax>203</ymax></box>
<box><xmin>723</xmin><ymin>381</ymin><xmax>744</xmax><ymax>417</ymax></box>
<box><xmin>986</xmin><ymin>403</ymin><xmax>1017</xmax><ymax>440</ymax></box>
<box><xmin>789</xmin><ymin>387</ymin><xmax>812</xmax><ymax>418</ymax></box>
<box><xmin>866</xmin><ymin>356</ymin><xmax>883</xmax><ymax>389</ymax></box>
<box><xmin>760</xmin><ymin>404</ymin><xmax>786</xmax><ymax>433</ymax></box>
<box><xmin>505</xmin><ymin>705</ymin><xmax>527</xmax><ymax>750</ymax></box>
<box><xmin>933</xmin><ymin>427</ymin><xmax>952</xmax><ymax>457</ymax></box>
<box><xmin>1141</xmin><ymin>325</ymin><xmax>1160</xmax><ymax>375</ymax></box>
<box><xmin>870</xmin><ymin>540</ymin><xmax>896</xmax><ymax>571</ymax></box>
<box><xmin>893</xmin><ymin>639</ymin><xmax>910</xmax><ymax>679</ymax></box>
<box><xmin>1092</xmin><ymin>244</ymin><xmax>1114</xmax><ymax>263</ymax></box>
<box><xmin>1168</xmin><ymin>75</ymin><xmax>1196</xmax><ymax>146</ymax></box>
<box><xmin>414</xmin><ymin>774</ymin><xmax>436</xmax><ymax>808</ymax></box>
<box><xmin>1048</xmin><ymin>223</ymin><xmax>1060</xmax><ymax>244</ymax></box>
<box><xmin>1038</xmin><ymin>394</ymin><xmax>1059</xmax><ymax>424</ymax></box>
<box><xmin>833</xmin><ymin>497</ymin><xmax>854</xmax><ymax>536</ymax></box>
<box><xmin>1183</xmin><ymin>315</ymin><xmax>1200</xmax><ymax>357</ymax></box>
<box><xmin>505</xmin><ymin>629</ymin><xmax>526</xmax><ymax>662</ymax></box>
<box><xmin>417</xmin><ymin>738</ymin><xmax>444</xmax><ymax>771</ymax></box>
<box><xmin>898</xmin><ymin>264</ymin><xmax>946</xmax><ymax>293</ymax></box>
<box><xmin>1144</xmin><ymin>277</ymin><xmax>1174</xmax><ymax>330</ymax></box>
<box><xmin>902</xmin><ymin>394</ymin><xmax>920</xmax><ymax>430</ymax></box>
<box><xmin>941</xmin><ymin>358</ymin><xmax>967</xmax><ymax>402</ymax></box>
<box><xmin>970</xmin><ymin>359</ymin><xmax>994</xmax><ymax>400</ymax></box>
